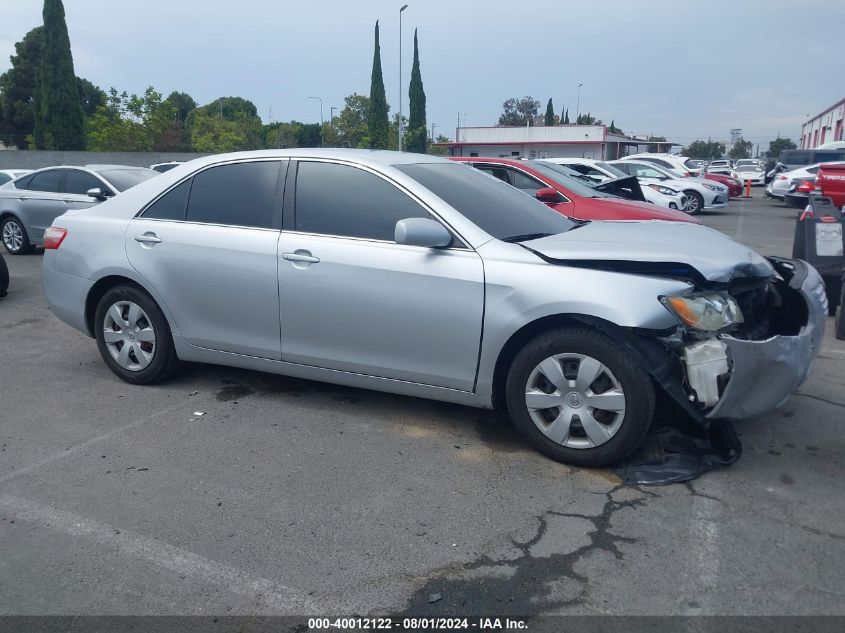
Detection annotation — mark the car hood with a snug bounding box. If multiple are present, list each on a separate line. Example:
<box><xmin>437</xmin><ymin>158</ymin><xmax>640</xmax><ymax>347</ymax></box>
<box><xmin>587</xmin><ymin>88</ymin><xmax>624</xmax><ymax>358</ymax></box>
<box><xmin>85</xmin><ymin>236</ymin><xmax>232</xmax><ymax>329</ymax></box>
<box><xmin>522</xmin><ymin>220</ymin><xmax>774</xmax><ymax>283</ymax></box>
<box><xmin>572</xmin><ymin>196</ymin><xmax>699</xmax><ymax>223</ymax></box>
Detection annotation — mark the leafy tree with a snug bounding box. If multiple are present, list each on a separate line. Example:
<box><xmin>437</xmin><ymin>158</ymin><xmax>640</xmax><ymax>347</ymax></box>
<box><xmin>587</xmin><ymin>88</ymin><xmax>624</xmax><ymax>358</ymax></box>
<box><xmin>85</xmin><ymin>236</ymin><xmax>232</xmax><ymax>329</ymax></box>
<box><xmin>0</xmin><ymin>26</ymin><xmax>106</xmax><ymax>148</ymax></box>
<box><xmin>427</xmin><ymin>134</ymin><xmax>450</xmax><ymax>156</ymax></box>
<box><xmin>368</xmin><ymin>21</ymin><xmax>390</xmax><ymax>149</ymax></box>
<box><xmin>0</xmin><ymin>27</ymin><xmax>43</xmax><ymax>148</ymax></box>
<box><xmin>186</xmin><ymin>96</ymin><xmax>263</xmax><ymax>151</ymax></box>
<box><xmin>76</xmin><ymin>77</ymin><xmax>105</xmax><ymax>117</ymax></box>
<box><xmin>575</xmin><ymin>112</ymin><xmax>602</xmax><ymax>125</ymax></box>
<box><xmin>648</xmin><ymin>135</ymin><xmax>666</xmax><ymax>142</ymax></box>
<box><xmin>34</xmin><ymin>0</ymin><xmax>85</xmax><ymax>150</ymax></box>
<box><xmin>683</xmin><ymin>139</ymin><xmax>726</xmax><ymax>160</ymax></box>
<box><xmin>165</xmin><ymin>91</ymin><xmax>197</xmax><ymax>124</ymax></box>
<box><xmin>544</xmin><ymin>98</ymin><xmax>555</xmax><ymax>127</ymax></box>
<box><xmin>497</xmin><ymin>96</ymin><xmax>540</xmax><ymax>126</ymax></box>
<box><xmin>406</xmin><ymin>28</ymin><xmax>427</xmax><ymax>153</ymax></box>
<box><xmin>161</xmin><ymin>91</ymin><xmax>196</xmax><ymax>151</ymax></box>
<box><xmin>608</xmin><ymin>119</ymin><xmax>624</xmax><ymax>134</ymax></box>
<box><xmin>766</xmin><ymin>137</ymin><xmax>797</xmax><ymax>159</ymax></box>
<box><xmin>729</xmin><ymin>138</ymin><xmax>753</xmax><ymax>160</ymax></box>
<box><xmin>388</xmin><ymin>113</ymin><xmax>408</xmax><ymax>150</ymax></box>
<box><xmin>333</xmin><ymin>93</ymin><xmax>370</xmax><ymax>148</ymax></box>
<box><xmin>86</xmin><ymin>87</ymin><xmax>178</xmax><ymax>151</ymax></box>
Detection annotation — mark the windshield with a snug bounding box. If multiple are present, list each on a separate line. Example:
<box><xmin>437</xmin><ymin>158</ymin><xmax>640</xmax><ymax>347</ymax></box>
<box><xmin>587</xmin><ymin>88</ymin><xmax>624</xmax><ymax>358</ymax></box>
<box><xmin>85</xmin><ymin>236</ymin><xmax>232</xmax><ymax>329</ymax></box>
<box><xmin>395</xmin><ymin>162</ymin><xmax>575</xmax><ymax>241</ymax></box>
<box><xmin>596</xmin><ymin>162</ymin><xmax>628</xmax><ymax>178</ymax></box>
<box><xmin>527</xmin><ymin>161</ymin><xmax>614</xmax><ymax>197</ymax></box>
<box><xmin>735</xmin><ymin>164</ymin><xmax>760</xmax><ymax>171</ymax></box>
<box><xmin>95</xmin><ymin>168</ymin><xmax>158</xmax><ymax>192</ymax></box>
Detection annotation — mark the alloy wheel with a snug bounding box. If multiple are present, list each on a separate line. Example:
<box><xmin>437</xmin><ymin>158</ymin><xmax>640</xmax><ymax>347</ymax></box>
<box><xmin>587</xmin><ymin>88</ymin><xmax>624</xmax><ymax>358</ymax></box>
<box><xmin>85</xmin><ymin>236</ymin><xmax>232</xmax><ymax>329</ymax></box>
<box><xmin>103</xmin><ymin>301</ymin><xmax>156</xmax><ymax>371</ymax></box>
<box><xmin>686</xmin><ymin>194</ymin><xmax>700</xmax><ymax>213</ymax></box>
<box><xmin>2</xmin><ymin>220</ymin><xmax>23</xmax><ymax>252</ymax></box>
<box><xmin>524</xmin><ymin>353</ymin><xmax>626</xmax><ymax>449</ymax></box>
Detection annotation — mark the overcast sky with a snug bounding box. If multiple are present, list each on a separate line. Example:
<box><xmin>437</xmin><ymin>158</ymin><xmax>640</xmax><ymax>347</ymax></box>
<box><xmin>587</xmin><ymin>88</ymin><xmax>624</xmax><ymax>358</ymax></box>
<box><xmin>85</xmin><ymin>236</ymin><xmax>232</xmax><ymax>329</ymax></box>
<box><xmin>2</xmin><ymin>0</ymin><xmax>843</xmax><ymax>149</ymax></box>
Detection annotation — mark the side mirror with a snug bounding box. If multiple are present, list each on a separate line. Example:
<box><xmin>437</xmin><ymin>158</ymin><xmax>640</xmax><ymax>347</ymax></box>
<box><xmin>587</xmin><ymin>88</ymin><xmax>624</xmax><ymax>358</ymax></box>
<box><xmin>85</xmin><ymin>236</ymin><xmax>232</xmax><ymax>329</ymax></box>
<box><xmin>395</xmin><ymin>218</ymin><xmax>452</xmax><ymax>249</ymax></box>
<box><xmin>535</xmin><ymin>187</ymin><xmax>562</xmax><ymax>204</ymax></box>
<box><xmin>87</xmin><ymin>187</ymin><xmax>108</xmax><ymax>200</ymax></box>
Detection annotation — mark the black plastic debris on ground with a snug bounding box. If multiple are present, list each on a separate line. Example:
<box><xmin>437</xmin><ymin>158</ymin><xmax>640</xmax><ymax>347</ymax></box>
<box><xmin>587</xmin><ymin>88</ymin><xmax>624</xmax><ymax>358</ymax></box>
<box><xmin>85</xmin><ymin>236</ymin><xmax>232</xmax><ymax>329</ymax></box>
<box><xmin>613</xmin><ymin>414</ymin><xmax>741</xmax><ymax>486</ymax></box>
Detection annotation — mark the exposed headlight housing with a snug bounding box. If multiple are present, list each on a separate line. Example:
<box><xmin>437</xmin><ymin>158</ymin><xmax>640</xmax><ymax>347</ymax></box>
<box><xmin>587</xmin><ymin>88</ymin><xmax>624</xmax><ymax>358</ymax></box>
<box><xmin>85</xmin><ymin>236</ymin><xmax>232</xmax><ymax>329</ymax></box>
<box><xmin>660</xmin><ymin>292</ymin><xmax>744</xmax><ymax>331</ymax></box>
<box><xmin>648</xmin><ymin>183</ymin><xmax>678</xmax><ymax>196</ymax></box>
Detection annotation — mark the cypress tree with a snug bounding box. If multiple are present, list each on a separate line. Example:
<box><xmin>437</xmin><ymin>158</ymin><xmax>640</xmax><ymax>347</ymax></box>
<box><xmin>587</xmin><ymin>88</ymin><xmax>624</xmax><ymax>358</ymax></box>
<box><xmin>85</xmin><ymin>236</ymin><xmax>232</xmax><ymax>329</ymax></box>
<box><xmin>564</xmin><ymin>108</ymin><xmax>570</xmax><ymax>124</ymax></box>
<box><xmin>368</xmin><ymin>21</ymin><xmax>390</xmax><ymax>150</ymax></box>
<box><xmin>544</xmin><ymin>98</ymin><xmax>555</xmax><ymax>126</ymax></box>
<box><xmin>406</xmin><ymin>28</ymin><xmax>427</xmax><ymax>153</ymax></box>
<box><xmin>34</xmin><ymin>0</ymin><xmax>84</xmax><ymax>150</ymax></box>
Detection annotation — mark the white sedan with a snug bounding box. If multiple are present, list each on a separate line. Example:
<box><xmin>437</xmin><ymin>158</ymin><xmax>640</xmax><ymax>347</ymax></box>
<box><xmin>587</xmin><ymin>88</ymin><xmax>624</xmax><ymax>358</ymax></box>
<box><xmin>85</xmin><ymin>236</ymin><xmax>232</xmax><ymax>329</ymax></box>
<box><xmin>732</xmin><ymin>164</ymin><xmax>766</xmax><ymax>186</ymax></box>
<box><xmin>539</xmin><ymin>158</ymin><xmax>690</xmax><ymax>212</ymax></box>
<box><xmin>0</xmin><ymin>169</ymin><xmax>31</xmax><ymax>186</ymax></box>
<box><xmin>766</xmin><ymin>161</ymin><xmax>845</xmax><ymax>199</ymax></box>
<box><xmin>609</xmin><ymin>160</ymin><xmax>729</xmax><ymax>214</ymax></box>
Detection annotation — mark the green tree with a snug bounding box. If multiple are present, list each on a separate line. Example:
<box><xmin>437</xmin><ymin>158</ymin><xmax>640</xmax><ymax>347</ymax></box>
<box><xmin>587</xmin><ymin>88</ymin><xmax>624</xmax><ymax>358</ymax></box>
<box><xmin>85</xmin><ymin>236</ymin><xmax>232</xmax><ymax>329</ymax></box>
<box><xmin>498</xmin><ymin>96</ymin><xmax>540</xmax><ymax>126</ymax></box>
<box><xmin>186</xmin><ymin>96</ymin><xmax>264</xmax><ymax>151</ymax></box>
<box><xmin>368</xmin><ymin>21</ymin><xmax>390</xmax><ymax>149</ymax></box>
<box><xmin>76</xmin><ymin>77</ymin><xmax>105</xmax><ymax>117</ymax></box>
<box><xmin>427</xmin><ymin>134</ymin><xmax>450</xmax><ymax>156</ymax></box>
<box><xmin>729</xmin><ymin>138</ymin><xmax>753</xmax><ymax>160</ymax></box>
<box><xmin>0</xmin><ymin>27</ymin><xmax>43</xmax><ymax>148</ymax></box>
<box><xmin>608</xmin><ymin>119</ymin><xmax>624</xmax><ymax>134</ymax></box>
<box><xmin>333</xmin><ymin>93</ymin><xmax>371</xmax><ymax>148</ymax></box>
<box><xmin>683</xmin><ymin>139</ymin><xmax>726</xmax><ymax>160</ymax></box>
<box><xmin>86</xmin><ymin>86</ymin><xmax>178</xmax><ymax>151</ymax></box>
<box><xmin>165</xmin><ymin>91</ymin><xmax>197</xmax><ymax>124</ymax></box>
<box><xmin>406</xmin><ymin>28</ymin><xmax>427</xmax><ymax>153</ymax></box>
<box><xmin>544</xmin><ymin>98</ymin><xmax>555</xmax><ymax>127</ymax></box>
<box><xmin>34</xmin><ymin>0</ymin><xmax>85</xmax><ymax>149</ymax></box>
<box><xmin>766</xmin><ymin>137</ymin><xmax>797</xmax><ymax>159</ymax></box>
<box><xmin>563</xmin><ymin>108</ymin><xmax>569</xmax><ymax>124</ymax></box>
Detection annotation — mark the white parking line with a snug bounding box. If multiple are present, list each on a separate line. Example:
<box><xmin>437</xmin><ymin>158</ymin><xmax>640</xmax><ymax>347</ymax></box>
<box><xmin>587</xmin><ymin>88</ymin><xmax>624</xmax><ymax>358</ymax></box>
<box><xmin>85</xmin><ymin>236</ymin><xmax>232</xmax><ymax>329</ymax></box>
<box><xmin>0</xmin><ymin>400</ymin><xmax>188</xmax><ymax>485</ymax></box>
<box><xmin>0</xmin><ymin>494</ymin><xmax>323</xmax><ymax>614</ymax></box>
<box><xmin>685</xmin><ymin>495</ymin><xmax>722</xmax><ymax>614</ymax></box>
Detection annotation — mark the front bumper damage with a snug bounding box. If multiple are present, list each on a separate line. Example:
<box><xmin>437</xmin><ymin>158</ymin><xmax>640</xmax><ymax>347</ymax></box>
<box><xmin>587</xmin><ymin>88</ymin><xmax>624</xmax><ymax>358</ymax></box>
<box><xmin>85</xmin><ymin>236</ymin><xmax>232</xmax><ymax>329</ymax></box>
<box><xmin>680</xmin><ymin>258</ymin><xmax>827</xmax><ymax>420</ymax></box>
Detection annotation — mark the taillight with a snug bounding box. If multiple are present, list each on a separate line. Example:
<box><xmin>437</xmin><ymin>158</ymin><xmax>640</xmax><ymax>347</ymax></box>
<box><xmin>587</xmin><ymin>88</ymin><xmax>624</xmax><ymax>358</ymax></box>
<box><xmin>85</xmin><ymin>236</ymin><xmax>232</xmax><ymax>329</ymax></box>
<box><xmin>43</xmin><ymin>226</ymin><xmax>67</xmax><ymax>250</ymax></box>
<box><xmin>776</xmin><ymin>175</ymin><xmax>787</xmax><ymax>181</ymax></box>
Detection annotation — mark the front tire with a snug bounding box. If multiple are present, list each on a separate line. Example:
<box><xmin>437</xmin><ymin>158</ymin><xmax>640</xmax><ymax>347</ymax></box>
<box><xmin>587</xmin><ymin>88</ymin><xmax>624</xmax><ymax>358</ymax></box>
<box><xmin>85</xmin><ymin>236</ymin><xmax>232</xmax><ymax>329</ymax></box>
<box><xmin>1</xmin><ymin>216</ymin><xmax>33</xmax><ymax>254</ymax></box>
<box><xmin>94</xmin><ymin>285</ymin><xmax>180</xmax><ymax>385</ymax></box>
<box><xmin>505</xmin><ymin>327</ymin><xmax>655</xmax><ymax>467</ymax></box>
<box><xmin>684</xmin><ymin>190</ymin><xmax>704</xmax><ymax>215</ymax></box>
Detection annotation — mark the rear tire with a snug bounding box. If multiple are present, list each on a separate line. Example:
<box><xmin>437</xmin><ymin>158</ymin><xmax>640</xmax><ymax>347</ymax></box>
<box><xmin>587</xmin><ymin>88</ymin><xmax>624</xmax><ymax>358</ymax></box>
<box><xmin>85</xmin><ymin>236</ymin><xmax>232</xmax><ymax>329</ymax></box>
<box><xmin>1</xmin><ymin>216</ymin><xmax>33</xmax><ymax>254</ymax></box>
<box><xmin>684</xmin><ymin>190</ymin><xmax>704</xmax><ymax>215</ymax></box>
<box><xmin>94</xmin><ymin>285</ymin><xmax>180</xmax><ymax>385</ymax></box>
<box><xmin>505</xmin><ymin>327</ymin><xmax>655</xmax><ymax>467</ymax></box>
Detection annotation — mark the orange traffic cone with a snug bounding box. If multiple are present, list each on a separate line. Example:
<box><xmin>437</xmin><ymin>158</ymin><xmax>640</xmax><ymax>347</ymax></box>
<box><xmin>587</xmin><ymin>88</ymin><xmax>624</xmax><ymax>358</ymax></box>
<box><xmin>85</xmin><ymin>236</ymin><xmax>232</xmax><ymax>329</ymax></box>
<box><xmin>743</xmin><ymin>179</ymin><xmax>752</xmax><ymax>198</ymax></box>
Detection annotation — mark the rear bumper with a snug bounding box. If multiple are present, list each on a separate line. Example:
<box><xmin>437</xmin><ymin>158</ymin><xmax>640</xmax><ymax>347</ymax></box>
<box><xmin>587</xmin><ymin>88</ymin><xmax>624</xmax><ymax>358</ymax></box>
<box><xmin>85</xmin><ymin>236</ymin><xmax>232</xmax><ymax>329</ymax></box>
<box><xmin>41</xmin><ymin>260</ymin><xmax>93</xmax><ymax>336</ymax></box>
<box><xmin>706</xmin><ymin>261</ymin><xmax>826</xmax><ymax>420</ymax></box>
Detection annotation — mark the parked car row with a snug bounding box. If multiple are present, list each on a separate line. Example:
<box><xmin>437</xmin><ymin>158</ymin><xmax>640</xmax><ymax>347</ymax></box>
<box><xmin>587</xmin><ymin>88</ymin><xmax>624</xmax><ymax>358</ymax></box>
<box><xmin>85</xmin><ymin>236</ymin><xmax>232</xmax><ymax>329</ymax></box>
<box><xmin>34</xmin><ymin>149</ymin><xmax>826</xmax><ymax>468</ymax></box>
<box><xmin>766</xmin><ymin>161</ymin><xmax>845</xmax><ymax>201</ymax></box>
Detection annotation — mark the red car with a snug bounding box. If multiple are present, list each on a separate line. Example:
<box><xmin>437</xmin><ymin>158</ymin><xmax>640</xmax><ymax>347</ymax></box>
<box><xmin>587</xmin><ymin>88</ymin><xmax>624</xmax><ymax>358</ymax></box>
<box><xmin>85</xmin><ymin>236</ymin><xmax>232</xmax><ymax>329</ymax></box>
<box><xmin>818</xmin><ymin>163</ymin><xmax>845</xmax><ymax>209</ymax></box>
<box><xmin>449</xmin><ymin>157</ymin><xmax>700</xmax><ymax>223</ymax></box>
<box><xmin>700</xmin><ymin>172</ymin><xmax>743</xmax><ymax>197</ymax></box>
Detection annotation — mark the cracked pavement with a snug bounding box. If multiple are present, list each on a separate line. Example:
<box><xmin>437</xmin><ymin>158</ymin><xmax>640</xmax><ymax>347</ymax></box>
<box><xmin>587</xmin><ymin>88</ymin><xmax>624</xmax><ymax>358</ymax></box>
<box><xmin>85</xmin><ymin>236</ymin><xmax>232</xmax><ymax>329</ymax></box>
<box><xmin>0</xmin><ymin>196</ymin><xmax>844</xmax><ymax>615</ymax></box>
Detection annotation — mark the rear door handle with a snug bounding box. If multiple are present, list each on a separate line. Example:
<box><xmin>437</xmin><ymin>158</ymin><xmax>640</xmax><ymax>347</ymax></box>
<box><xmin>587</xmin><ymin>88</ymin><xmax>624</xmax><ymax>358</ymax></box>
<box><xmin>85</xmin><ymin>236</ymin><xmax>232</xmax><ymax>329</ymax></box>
<box><xmin>18</xmin><ymin>197</ymin><xmax>28</xmax><ymax>201</ymax></box>
<box><xmin>281</xmin><ymin>252</ymin><xmax>320</xmax><ymax>263</ymax></box>
<box><xmin>134</xmin><ymin>233</ymin><xmax>162</xmax><ymax>244</ymax></box>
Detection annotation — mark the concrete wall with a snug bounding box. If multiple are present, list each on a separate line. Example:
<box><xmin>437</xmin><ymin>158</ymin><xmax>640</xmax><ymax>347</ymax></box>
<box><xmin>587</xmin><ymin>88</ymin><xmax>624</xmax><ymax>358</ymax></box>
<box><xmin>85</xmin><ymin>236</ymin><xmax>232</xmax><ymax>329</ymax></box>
<box><xmin>0</xmin><ymin>151</ymin><xmax>211</xmax><ymax>170</ymax></box>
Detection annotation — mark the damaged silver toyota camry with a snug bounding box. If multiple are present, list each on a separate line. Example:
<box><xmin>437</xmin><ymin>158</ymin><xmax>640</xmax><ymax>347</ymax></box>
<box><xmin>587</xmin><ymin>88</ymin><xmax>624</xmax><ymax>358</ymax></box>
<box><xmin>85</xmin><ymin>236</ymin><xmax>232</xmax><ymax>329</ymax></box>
<box><xmin>41</xmin><ymin>150</ymin><xmax>827</xmax><ymax>466</ymax></box>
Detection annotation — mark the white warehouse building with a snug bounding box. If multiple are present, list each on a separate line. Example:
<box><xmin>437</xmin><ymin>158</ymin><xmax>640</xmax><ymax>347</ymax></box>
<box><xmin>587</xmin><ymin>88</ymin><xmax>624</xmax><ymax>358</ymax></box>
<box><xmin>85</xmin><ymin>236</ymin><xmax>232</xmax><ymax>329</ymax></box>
<box><xmin>801</xmin><ymin>97</ymin><xmax>845</xmax><ymax>149</ymax></box>
<box><xmin>438</xmin><ymin>125</ymin><xmax>677</xmax><ymax>160</ymax></box>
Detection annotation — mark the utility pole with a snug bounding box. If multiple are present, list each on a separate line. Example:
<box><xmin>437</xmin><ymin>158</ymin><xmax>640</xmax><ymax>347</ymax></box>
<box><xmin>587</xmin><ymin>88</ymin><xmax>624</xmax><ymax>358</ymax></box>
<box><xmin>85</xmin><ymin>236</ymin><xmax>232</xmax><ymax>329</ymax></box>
<box><xmin>576</xmin><ymin>83</ymin><xmax>583</xmax><ymax>123</ymax></box>
<box><xmin>308</xmin><ymin>96</ymin><xmax>324</xmax><ymax>147</ymax></box>
<box><xmin>430</xmin><ymin>122</ymin><xmax>437</xmax><ymax>142</ymax></box>
<box><xmin>398</xmin><ymin>4</ymin><xmax>409</xmax><ymax>151</ymax></box>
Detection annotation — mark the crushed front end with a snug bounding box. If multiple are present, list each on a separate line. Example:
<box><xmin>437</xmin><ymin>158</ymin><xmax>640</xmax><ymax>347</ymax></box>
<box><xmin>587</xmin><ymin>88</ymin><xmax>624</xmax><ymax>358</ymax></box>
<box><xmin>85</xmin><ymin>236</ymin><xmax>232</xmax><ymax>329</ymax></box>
<box><xmin>660</xmin><ymin>257</ymin><xmax>827</xmax><ymax>420</ymax></box>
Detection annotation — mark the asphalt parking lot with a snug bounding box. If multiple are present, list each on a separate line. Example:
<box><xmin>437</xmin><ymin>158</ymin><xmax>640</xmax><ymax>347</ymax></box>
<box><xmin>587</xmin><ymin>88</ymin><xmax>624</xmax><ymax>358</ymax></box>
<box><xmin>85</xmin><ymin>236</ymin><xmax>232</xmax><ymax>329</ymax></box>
<box><xmin>1</xmin><ymin>193</ymin><xmax>844</xmax><ymax>618</ymax></box>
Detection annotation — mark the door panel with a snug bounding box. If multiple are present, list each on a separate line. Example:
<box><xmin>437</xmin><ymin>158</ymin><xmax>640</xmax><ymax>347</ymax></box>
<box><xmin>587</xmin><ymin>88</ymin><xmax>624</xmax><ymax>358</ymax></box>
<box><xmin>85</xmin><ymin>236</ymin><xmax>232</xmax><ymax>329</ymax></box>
<box><xmin>277</xmin><ymin>233</ymin><xmax>484</xmax><ymax>391</ymax></box>
<box><xmin>126</xmin><ymin>219</ymin><xmax>282</xmax><ymax>359</ymax></box>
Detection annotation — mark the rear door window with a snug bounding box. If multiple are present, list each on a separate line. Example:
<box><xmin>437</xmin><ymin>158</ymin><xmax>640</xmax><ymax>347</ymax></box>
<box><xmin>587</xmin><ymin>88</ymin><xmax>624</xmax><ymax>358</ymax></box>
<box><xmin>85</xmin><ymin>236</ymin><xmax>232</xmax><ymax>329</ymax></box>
<box><xmin>63</xmin><ymin>170</ymin><xmax>107</xmax><ymax>195</ymax></box>
<box><xmin>27</xmin><ymin>169</ymin><xmax>63</xmax><ymax>193</ymax></box>
<box><xmin>185</xmin><ymin>161</ymin><xmax>282</xmax><ymax>229</ymax></box>
<box><xmin>142</xmin><ymin>180</ymin><xmax>192</xmax><ymax>221</ymax></box>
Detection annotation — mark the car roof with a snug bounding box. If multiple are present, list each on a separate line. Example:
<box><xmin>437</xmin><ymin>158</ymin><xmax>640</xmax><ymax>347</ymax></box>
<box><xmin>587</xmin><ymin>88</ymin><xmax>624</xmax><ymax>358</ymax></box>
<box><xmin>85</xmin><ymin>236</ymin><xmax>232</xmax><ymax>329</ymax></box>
<box><xmin>84</xmin><ymin>164</ymin><xmax>156</xmax><ymax>170</ymax></box>
<box><xmin>175</xmin><ymin>149</ymin><xmax>451</xmax><ymax>172</ymax></box>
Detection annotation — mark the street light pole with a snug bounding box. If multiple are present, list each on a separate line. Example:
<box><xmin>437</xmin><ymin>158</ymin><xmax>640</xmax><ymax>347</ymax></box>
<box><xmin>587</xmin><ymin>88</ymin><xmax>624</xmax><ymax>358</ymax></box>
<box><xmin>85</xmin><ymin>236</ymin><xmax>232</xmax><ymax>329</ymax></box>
<box><xmin>576</xmin><ymin>83</ymin><xmax>583</xmax><ymax>123</ymax></box>
<box><xmin>330</xmin><ymin>106</ymin><xmax>337</xmax><ymax>122</ymax></box>
<box><xmin>399</xmin><ymin>4</ymin><xmax>408</xmax><ymax>151</ymax></box>
<box><xmin>308</xmin><ymin>96</ymin><xmax>323</xmax><ymax>147</ymax></box>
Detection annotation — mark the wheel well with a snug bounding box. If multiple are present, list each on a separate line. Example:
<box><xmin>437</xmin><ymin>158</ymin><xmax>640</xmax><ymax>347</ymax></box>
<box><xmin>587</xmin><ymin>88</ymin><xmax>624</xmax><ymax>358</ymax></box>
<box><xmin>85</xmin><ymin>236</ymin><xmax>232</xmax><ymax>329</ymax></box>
<box><xmin>491</xmin><ymin>314</ymin><xmax>587</xmax><ymax>410</ymax></box>
<box><xmin>84</xmin><ymin>276</ymin><xmax>146</xmax><ymax>337</ymax></box>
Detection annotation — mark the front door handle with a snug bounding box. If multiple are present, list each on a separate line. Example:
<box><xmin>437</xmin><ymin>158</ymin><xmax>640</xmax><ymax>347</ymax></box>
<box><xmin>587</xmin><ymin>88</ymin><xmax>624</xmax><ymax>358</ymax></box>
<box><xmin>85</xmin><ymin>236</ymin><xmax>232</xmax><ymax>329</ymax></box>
<box><xmin>281</xmin><ymin>251</ymin><xmax>320</xmax><ymax>264</ymax></box>
<box><xmin>18</xmin><ymin>197</ymin><xmax>28</xmax><ymax>201</ymax></box>
<box><xmin>134</xmin><ymin>233</ymin><xmax>162</xmax><ymax>244</ymax></box>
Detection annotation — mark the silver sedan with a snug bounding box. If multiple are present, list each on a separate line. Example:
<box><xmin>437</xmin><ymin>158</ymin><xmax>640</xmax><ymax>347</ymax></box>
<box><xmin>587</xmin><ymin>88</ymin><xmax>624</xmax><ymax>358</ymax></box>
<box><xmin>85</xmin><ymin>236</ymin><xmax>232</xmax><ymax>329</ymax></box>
<box><xmin>0</xmin><ymin>164</ymin><xmax>157</xmax><ymax>254</ymax></box>
<box><xmin>41</xmin><ymin>150</ymin><xmax>826</xmax><ymax>466</ymax></box>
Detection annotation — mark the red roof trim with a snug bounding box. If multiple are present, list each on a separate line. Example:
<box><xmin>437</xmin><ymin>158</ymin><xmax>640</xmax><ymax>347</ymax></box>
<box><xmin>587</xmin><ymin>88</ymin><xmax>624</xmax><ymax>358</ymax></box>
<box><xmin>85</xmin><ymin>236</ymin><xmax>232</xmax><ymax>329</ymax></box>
<box><xmin>443</xmin><ymin>140</ymin><xmax>604</xmax><ymax>147</ymax></box>
<box><xmin>804</xmin><ymin>97</ymin><xmax>845</xmax><ymax>125</ymax></box>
